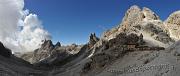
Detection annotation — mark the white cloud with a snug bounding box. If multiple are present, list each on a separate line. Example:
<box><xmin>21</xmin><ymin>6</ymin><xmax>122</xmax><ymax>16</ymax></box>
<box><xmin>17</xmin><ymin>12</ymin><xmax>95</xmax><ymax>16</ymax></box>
<box><xmin>18</xmin><ymin>14</ymin><xmax>51</xmax><ymax>52</ymax></box>
<box><xmin>0</xmin><ymin>0</ymin><xmax>23</xmax><ymax>39</ymax></box>
<box><xmin>0</xmin><ymin>0</ymin><xmax>51</xmax><ymax>53</ymax></box>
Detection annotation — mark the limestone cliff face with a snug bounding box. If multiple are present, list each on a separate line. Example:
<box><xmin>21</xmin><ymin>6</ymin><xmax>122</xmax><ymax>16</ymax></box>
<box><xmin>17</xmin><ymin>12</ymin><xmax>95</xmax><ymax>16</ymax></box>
<box><xmin>165</xmin><ymin>11</ymin><xmax>180</xmax><ymax>40</ymax></box>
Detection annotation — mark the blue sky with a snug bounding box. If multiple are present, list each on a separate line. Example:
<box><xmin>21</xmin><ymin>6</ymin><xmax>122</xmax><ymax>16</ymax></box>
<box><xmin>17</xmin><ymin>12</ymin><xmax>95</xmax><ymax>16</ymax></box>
<box><xmin>24</xmin><ymin>0</ymin><xmax>180</xmax><ymax>45</ymax></box>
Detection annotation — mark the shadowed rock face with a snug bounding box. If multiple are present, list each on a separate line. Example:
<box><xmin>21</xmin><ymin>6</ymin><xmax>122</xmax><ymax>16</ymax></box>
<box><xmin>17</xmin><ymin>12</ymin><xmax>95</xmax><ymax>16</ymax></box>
<box><xmin>0</xmin><ymin>42</ymin><xmax>12</xmax><ymax>57</ymax></box>
<box><xmin>108</xmin><ymin>33</ymin><xmax>140</xmax><ymax>47</ymax></box>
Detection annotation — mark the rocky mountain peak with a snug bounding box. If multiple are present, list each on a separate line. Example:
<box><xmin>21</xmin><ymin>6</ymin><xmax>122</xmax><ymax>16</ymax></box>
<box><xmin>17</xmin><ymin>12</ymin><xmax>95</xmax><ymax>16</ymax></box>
<box><xmin>129</xmin><ymin>5</ymin><xmax>141</xmax><ymax>11</ymax></box>
<box><xmin>27</xmin><ymin>40</ymin><xmax>55</xmax><ymax>63</ymax></box>
<box><xmin>55</xmin><ymin>42</ymin><xmax>61</xmax><ymax>47</ymax></box>
<box><xmin>41</xmin><ymin>40</ymin><xmax>54</xmax><ymax>50</ymax></box>
<box><xmin>122</xmin><ymin>5</ymin><xmax>143</xmax><ymax>26</ymax></box>
<box><xmin>122</xmin><ymin>5</ymin><xmax>160</xmax><ymax>26</ymax></box>
<box><xmin>164</xmin><ymin>11</ymin><xmax>180</xmax><ymax>40</ymax></box>
<box><xmin>103</xmin><ymin>5</ymin><xmax>162</xmax><ymax>40</ymax></box>
<box><xmin>166</xmin><ymin>11</ymin><xmax>180</xmax><ymax>25</ymax></box>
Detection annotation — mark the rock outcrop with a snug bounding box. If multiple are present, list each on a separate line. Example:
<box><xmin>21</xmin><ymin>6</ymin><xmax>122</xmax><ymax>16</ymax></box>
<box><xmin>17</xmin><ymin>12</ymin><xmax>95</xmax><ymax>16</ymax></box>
<box><xmin>0</xmin><ymin>42</ymin><xmax>12</xmax><ymax>57</ymax></box>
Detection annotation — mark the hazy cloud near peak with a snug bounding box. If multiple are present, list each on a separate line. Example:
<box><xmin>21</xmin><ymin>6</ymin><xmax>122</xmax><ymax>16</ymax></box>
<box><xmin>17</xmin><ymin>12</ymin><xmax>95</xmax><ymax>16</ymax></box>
<box><xmin>0</xmin><ymin>0</ymin><xmax>23</xmax><ymax>39</ymax></box>
<box><xmin>0</xmin><ymin>0</ymin><xmax>51</xmax><ymax>53</ymax></box>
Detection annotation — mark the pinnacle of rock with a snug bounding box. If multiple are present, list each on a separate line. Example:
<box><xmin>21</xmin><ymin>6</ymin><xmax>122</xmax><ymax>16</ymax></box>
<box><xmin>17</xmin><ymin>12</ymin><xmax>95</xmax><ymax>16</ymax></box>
<box><xmin>88</xmin><ymin>33</ymin><xmax>99</xmax><ymax>47</ymax></box>
<box><xmin>41</xmin><ymin>40</ymin><xmax>54</xmax><ymax>50</ymax></box>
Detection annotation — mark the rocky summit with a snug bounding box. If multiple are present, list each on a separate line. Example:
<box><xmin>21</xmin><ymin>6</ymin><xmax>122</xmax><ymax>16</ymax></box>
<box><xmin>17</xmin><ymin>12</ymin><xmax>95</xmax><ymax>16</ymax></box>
<box><xmin>0</xmin><ymin>5</ymin><xmax>180</xmax><ymax>76</ymax></box>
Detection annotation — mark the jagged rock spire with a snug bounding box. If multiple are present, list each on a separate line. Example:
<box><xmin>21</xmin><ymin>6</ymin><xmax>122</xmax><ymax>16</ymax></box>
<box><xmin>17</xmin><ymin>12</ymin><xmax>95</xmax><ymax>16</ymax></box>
<box><xmin>89</xmin><ymin>33</ymin><xmax>99</xmax><ymax>47</ymax></box>
<box><xmin>41</xmin><ymin>40</ymin><xmax>54</xmax><ymax>49</ymax></box>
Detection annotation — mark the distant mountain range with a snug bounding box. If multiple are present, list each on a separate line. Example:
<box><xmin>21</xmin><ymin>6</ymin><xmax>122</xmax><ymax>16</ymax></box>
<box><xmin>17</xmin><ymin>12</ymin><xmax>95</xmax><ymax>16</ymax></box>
<box><xmin>0</xmin><ymin>5</ymin><xmax>180</xmax><ymax>76</ymax></box>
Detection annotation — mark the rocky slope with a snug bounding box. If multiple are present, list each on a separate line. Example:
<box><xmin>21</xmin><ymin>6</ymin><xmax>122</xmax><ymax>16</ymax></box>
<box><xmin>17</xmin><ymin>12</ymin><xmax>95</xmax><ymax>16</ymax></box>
<box><xmin>0</xmin><ymin>5</ymin><xmax>180</xmax><ymax>76</ymax></box>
